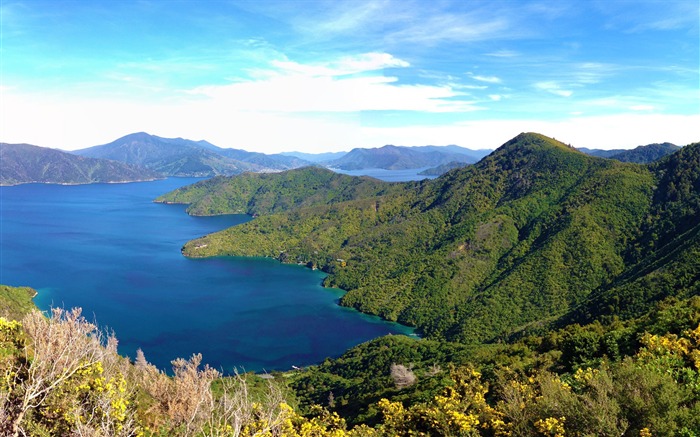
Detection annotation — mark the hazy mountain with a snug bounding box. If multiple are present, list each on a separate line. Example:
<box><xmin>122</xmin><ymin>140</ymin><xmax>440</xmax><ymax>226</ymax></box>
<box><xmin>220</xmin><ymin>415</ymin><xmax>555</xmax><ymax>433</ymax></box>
<box><xmin>217</xmin><ymin>148</ymin><xmax>311</xmax><ymax>169</ymax></box>
<box><xmin>325</xmin><ymin>144</ymin><xmax>487</xmax><ymax>170</ymax></box>
<box><xmin>606</xmin><ymin>142</ymin><xmax>680</xmax><ymax>163</ymax></box>
<box><xmin>0</xmin><ymin>143</ymin><xmax>161</xmax><ymax>186</ymax></box>
<box><xmin>576</xmin><ymin>147</ymin><xmax>624</xmax><ymax>158</ymax></box>
<box><xmin>578</xmin><ymin>142</ymin><xmax>680</xmax><ymax>163</ymax></box>
<box><xmin>73</xmin><ymin>132</ymin><xmax>310</xmax><ymax>177</ymax></box>
<box><xmin>73</xmin><ymin>132</ymin><xmax>262</xmax><ymax>177</ymax></box>
<box><xmin>280</xmin><ymin>151</ymin><xmax>348</xmax><ymax>163</ymax></box>
<box><xmin>408</xmin><ymin>145</ymin><xmax>492</xmax><ymax>160</ymax></box>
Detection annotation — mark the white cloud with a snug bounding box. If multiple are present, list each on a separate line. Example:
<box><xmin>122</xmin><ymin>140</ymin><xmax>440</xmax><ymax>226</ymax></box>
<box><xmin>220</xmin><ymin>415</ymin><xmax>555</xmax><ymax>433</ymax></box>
<box><xmin>2</xmin><ymin>85</ymin><xmax>697</xmax><ymax>153</ymax></box>
<box><xmin>184</xmin><ymin>53</ymin><xmax>476</xmax><ymax>114</ymax></box>
<box><xmin>470</xmin><ymin>74</ymin><xmax>502</xmax><ymax>84</ymax></box>
<box><xmin>629</xmin><ymin>104</ymin><xmax>655</xmax><ymax>111</ymax></box>
<box><xmin>454</xmin><ymin>84</ymin><xmax>488</xmax><ymax>90</ymax></box>
<box><xmin>488</xmin><ymin>94</ymin><xmax>502</xmax><ymax>101</ymax></box>
<box><xmin>270</xmin><ymin>53</ymin><xmax>410</xmax><ymax>77</ymax></box>
<box><xmin>535</xmin><ymin>81</ymin><xmax>573</xmax><ymax>97</ymax></box>
<box><xmin>485</xmin><ymin>49</ymin><xmax>518</xmax><ymax>57</ymax></box>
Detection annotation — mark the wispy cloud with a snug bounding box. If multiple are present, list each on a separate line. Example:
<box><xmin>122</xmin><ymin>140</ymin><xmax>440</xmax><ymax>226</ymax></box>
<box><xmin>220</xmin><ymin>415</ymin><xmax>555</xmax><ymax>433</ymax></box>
<box><xmin>485</xmin><ymin>49</ymin><xmax>519</xmax><ymax>58</ymax></box>
<box><xmin>469</xmin><ymin>73</ymin><xmax>502</xmax><ymax>84</ymax></box>
<box><xmin>270</xmin><ymin>53</ymin><xmax>409</xmax><ymax>77</ymax></box>
<box><xmin>386</xmin><ymin>13</ymin><xmax>509</xmax><ymax>45</ymax></box>
<box><xmin>535</xmin><ymin>82</ymin><xmax>573</xmax><ymax>97</ymax></box>
<box><xmin>595</xmin><ymin>0</ymin><xmax>700</xmax><ymax>33</ymax></box>
<box><xmin>284</xmin><ymin>0</ymin><xmax>517</xmax><ymax>47</ymax></box>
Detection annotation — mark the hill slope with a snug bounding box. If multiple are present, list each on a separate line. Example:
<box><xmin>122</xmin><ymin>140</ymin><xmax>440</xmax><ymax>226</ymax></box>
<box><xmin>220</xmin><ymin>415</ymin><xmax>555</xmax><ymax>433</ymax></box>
<box><xmin>155</xmin><ymin>167</ymin><xmax>403</xmax><ymax>216</ymax></box>
<box><xmin>172</xmin><ymin>133</ymin><xmax>692</xmax><ymax>344</ymax></box>
<box><xmin>562</xmin><ymin>141</ymin><xmax>700</xmax><ymax>326</ymax></box>
<box><xmin>0</xmin><ymin>143</ymin><xmax>161</xmax><ymax>185</ymax></box>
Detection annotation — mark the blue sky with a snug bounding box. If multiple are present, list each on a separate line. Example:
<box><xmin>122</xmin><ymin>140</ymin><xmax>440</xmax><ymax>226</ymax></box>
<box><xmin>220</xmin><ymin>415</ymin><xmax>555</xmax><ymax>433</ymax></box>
<box><xmin>1</xmin><ymin>0</ymin><xmax>698</xmax><ymax>153</ymax></box>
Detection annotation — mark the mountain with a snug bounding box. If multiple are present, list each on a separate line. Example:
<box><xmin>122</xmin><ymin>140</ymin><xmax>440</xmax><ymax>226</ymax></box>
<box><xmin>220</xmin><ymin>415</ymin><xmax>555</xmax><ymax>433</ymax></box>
<box><xmin>216</xmin><ymin>148</ymin><xmax>311</xmax><ymax>169</ymax></box>
<box><xmin>605</xmin><ymin>142</ymin><xmax>680</xmax><ymax>163</ymax></box>
<box><xmin>73</xmin><ymin>132</ymin><xmax>311</xmax><ymax>177</ymax></box>
<box><xmin>325</xmin><ymin>144</ymin><xmax>487</xmax><ymax>170</ymax></box>
<box><xmin>73</xmin><ymin>132</ymin><xmax>258</xmax><ymax>177</ymax></box>
<box><xmin>578</xmin><ymin>142</ymin><xmax>680</xmax><ymax>163</ymax></box>
<box><xmin>0</xmin><ymin>143</ymin><xmax>161</xmax><ymax>186</ymax></box>
<box><xmin>167</xmin><ymin>132</ymin><xmax>700</xmax><ymax>346</ymax></box>
<box><xmin>279</xmin><ymin>151</ymin><xmax>348</xmax><ymax>163</ymax></box>
<box><xmin>576</xmin><ymin>147</ymin><xmax>624</xmax><ymax>158</ymax></box>
<box><xmin>408</xmin><ymin>144</ymin><xmax>492</xmax><ymax>160</ymax></box>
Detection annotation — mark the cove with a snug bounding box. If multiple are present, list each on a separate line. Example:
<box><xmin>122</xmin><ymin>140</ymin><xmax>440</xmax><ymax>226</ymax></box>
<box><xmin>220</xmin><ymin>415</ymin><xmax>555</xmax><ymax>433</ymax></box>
<box><xmin>0</xmin><ymin>178</ymin><xmax>414</xmax><ymax>373</ymax></box>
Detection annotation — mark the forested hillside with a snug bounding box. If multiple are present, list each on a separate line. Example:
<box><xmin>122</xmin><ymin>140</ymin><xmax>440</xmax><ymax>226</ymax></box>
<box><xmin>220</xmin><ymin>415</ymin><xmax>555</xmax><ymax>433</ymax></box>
<box><xmin>155</xmin><ymin>167</ymin><xmax>405</xmax><ymax>216</ymax></box>
<box><xmin>172</xmin><ymin>133</ymin><xmax>695</xmax><ymax>346</ymax></box>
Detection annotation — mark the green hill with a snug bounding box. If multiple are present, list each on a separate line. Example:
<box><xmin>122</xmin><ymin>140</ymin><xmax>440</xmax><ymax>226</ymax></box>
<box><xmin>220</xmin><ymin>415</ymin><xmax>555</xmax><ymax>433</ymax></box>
<box><xmin>166</xmin><ymin>133</ymin><xmax>694</xmax><ymax>345</ymax></box>
<box><xmin>155</xmin><ymin>167</ymin><xmax>404</xmax><ymax>216</ymax></box>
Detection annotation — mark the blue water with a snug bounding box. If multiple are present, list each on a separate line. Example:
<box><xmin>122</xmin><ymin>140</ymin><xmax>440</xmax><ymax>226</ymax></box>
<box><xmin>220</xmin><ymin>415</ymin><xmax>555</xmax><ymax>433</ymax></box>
<box><xmin>329</xmin><ymin>167</ymin><xmax>435</xmax><ymax>182</ymax></box>
<box><xmin>0</xmin><ymin>178</ymin><xmax>413</xmax><ymax>373</ymax></box>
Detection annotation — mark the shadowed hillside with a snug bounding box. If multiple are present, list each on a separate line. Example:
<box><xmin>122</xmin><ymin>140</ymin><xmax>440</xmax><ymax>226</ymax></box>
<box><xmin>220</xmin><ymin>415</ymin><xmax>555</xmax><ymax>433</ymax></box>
<box><xmin>0</xmin><ymin>142</ymin><xmax>161</xmax><ymax>185</ymax></box>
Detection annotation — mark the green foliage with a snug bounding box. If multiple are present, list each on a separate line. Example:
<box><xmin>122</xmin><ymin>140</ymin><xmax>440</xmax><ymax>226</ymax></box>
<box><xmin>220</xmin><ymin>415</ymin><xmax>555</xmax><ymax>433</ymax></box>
<box><xmin>289</xmin><ymin>335</ymin><xmax>473</xmax><ymax>425</ymax></box>
<box><xmin>0</xmin><ymin>285</ymin><xmax>38</xmax><ymax>321</ymax></box>
<box><xmin>564</xmin><ymin>142</ymin><xmax>700</xmax><ymax>326</ymax></box>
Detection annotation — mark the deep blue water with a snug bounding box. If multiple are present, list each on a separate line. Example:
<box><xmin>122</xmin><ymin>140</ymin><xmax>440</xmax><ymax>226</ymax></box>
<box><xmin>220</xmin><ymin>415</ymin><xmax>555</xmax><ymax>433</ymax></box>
<box><xmin>0</xmin><ymin>178</ymin><xmax>414</xmax><ymax>373</ymax></box>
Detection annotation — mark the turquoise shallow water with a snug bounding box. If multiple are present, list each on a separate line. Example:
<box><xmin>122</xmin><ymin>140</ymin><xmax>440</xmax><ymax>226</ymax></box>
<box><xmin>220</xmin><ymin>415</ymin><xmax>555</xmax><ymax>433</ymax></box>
<box><xmin>0</xmin><ymin>178</ymin><xmax>413</xmax><ymax>373</ymax></box>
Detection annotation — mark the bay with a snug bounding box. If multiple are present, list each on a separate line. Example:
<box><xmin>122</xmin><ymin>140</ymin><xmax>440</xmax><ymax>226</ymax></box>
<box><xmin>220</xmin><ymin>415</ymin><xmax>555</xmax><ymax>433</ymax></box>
<box><xmin>330</xmin><ymin>167</ymin><xmax>435</xmax><ymax>182</ymax></box>
<box><xmin>0</xmin><ymin>178</ymin><xmax>414</xmax><ymax>373</ymax></box>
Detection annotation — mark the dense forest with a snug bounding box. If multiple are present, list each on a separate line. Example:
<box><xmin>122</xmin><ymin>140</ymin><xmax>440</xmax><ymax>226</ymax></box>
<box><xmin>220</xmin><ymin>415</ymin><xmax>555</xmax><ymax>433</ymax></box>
<box><xmin>3</xmin><ymin>132</ymin><xmax>699</xmax><ymax>435</ymax></box>
<box><xmin>168</xmin><ymin>133</ymin><xmax>700</xmax><ymax>345</ymax></box>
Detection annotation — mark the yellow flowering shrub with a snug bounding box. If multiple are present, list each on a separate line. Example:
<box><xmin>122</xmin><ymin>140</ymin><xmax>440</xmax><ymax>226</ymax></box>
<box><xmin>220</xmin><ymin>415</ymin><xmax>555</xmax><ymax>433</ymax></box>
<box><xmin>534</xmin><ymin>416</ymin><xmax>566</xmax><ymax>437</ymax></box>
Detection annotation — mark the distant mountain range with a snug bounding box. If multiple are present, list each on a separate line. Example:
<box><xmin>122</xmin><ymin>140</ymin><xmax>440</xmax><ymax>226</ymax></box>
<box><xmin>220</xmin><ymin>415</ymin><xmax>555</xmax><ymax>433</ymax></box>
<box><xmin>0</xmin><ymin>143</ymin><xmax>161</xmax><ymax>186</ymax></box>
<box><xmin>2</xmin><ymin>132</ymin><xmax>683</xmax><ymax>185</ymax></box>
<box><xmin>578</xmin><ymin>142</ymin><xmax>680</xmax><ymax>163</ymax></box>
<box><xmin>72</xmin><ymin>132</ymin><xmax>309</xmax><ymax>177</ymax></box>
<box><xmin>325</xmin><ymin>144</ymin><xmax>490</xmax><ymax>170</ymax></box>
<box><xmin>280</xmin><ymin>151</ymin><xmax>348</xmax><ymax>163</ymax></box>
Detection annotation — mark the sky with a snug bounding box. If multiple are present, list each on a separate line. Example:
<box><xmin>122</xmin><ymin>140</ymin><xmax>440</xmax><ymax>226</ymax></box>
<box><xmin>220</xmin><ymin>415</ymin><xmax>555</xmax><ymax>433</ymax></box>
<box><xmin>1</xmin><ymin>0</ymin><xmax>698</xmax><ymax>153</ymax></box>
